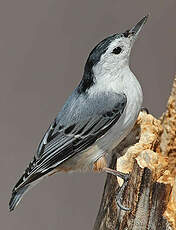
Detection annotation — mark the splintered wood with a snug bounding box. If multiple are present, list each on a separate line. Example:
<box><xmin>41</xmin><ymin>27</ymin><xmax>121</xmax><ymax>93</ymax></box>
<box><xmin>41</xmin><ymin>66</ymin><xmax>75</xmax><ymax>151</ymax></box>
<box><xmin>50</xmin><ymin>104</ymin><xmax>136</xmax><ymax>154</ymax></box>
<box><xmin>94</xmin><ymin>76</ymin><xmax>176</xmax><ymax>230</ymax></box>
<box><xmin>160</xmin><ymin>77</ymin><xmax>176</xmax><ymax>230</ymax></box>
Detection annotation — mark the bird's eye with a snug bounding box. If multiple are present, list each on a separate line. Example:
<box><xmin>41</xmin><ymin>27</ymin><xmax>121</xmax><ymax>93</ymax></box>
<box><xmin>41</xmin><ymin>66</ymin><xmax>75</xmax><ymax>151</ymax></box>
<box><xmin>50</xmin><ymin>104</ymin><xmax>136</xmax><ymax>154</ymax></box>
<box><xmin>112</xmin><ymin>47</ymin><xmax>122</xmax><ymax>55</ymax></box>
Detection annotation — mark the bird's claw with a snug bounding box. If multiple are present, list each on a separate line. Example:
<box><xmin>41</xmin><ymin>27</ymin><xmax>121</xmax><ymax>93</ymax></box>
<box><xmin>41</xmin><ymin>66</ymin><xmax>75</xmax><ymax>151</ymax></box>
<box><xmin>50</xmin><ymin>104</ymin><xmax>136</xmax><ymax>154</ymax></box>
<box><xmin>115</xmin><ymin>178</ymin><xmax>131</xmax><ymax>211</ymax></box>
<box><xmin>102</xmin><ymin>167</ymin><xmax>130</xmax><ymax>211</ymax></box>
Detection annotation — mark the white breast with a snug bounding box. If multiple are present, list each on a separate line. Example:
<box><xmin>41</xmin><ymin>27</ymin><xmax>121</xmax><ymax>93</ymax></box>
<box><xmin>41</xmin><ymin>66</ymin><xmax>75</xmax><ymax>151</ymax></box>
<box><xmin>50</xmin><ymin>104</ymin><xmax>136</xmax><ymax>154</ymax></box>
<box><xmin>96</xmin><ymin>67</ymin><xmax>143</xmax><ymax>152</ymax></box>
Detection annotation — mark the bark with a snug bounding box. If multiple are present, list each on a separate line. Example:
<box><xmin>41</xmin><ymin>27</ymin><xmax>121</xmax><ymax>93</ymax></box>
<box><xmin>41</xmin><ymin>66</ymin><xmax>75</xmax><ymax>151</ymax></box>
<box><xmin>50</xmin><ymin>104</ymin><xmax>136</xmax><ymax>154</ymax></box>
<box><xmin>93</xmin><ymin>76</ymin><xmax>176</xmax><ymax>230</ymax></box>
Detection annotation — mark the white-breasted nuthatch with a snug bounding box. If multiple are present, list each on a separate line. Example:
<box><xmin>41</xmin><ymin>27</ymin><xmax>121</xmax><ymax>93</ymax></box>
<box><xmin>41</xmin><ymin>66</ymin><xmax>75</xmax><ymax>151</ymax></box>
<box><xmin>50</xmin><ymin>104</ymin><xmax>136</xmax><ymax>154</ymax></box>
<box><xmin>9</xmin><ymin>15</ymin><xmax>148</xmax><ymax>212</ymax></box>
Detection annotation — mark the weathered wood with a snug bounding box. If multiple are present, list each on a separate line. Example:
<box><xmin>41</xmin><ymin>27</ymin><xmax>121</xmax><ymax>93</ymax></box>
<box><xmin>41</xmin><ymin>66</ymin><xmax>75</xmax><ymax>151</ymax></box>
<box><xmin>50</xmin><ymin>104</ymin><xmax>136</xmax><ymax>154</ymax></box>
<box><xmin>160</xmin><ymin>77</ymin><xmax>176</xmax><ymax>229</ymax></box>
<box><xmin>93</xmin><ymin>155</ymin><xmax>118</xmax><ymax>230</ymax></box>
<box><xmin>93</xmin><ymin>76</ymin><xmax>176</xmax><ymax>230</ymax></box>
<box><xmin>94</xmin><ymin>161</ymin><xmax>172</xmax><ymax>230</ymax></box>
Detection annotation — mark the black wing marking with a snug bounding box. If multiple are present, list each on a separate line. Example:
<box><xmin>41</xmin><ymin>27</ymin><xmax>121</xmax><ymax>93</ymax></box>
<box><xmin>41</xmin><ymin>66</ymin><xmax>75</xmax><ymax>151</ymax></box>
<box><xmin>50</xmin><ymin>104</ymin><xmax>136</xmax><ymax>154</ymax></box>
<box><xmin>14</xmin><ymin>94</ymin><xmax>127</xmax><ymax>190</ymax></box>
<box><xmin>36</xmin><ymin>119</ymin><xmax>58</xmax><ymax>157</ymax></box>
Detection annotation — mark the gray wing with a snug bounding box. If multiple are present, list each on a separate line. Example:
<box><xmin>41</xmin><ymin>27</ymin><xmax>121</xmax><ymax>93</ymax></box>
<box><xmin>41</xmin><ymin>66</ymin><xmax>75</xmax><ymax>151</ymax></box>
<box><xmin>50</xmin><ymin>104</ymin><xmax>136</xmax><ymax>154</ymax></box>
<box><xmin>14</xmin><ymin>92</ymin><xmax>127</xmax><ymax>190</ymax></box>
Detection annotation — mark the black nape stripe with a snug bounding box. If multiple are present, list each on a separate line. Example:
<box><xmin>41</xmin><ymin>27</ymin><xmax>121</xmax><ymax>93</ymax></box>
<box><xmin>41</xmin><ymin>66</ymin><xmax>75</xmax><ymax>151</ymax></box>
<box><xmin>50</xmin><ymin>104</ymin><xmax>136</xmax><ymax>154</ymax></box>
<box><xmin>77</xmin><ymin>68</ymin><xmax>95</xmax><ymax>94</ymax></box>
<box><xmin>77</xmin><ymin>34</ymin><xmax>118</xmax><ymax>94</ymax></box>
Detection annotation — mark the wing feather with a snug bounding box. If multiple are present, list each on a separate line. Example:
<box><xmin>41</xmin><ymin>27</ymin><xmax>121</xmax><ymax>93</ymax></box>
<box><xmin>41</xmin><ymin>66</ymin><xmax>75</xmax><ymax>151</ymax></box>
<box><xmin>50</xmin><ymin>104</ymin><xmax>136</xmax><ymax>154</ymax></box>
<box><xmin>14</xmin><ymin>93</ymin><xmax>127</xmax><ymax>191</ymax></box>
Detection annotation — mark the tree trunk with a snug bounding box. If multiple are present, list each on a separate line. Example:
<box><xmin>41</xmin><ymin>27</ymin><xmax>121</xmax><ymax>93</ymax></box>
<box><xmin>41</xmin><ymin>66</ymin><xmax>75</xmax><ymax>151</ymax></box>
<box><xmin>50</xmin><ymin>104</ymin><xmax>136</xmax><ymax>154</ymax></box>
<box><xmin>93</xmin><ymin>76</ymin><xmax>176</xmax><ymax>230</ymax></box>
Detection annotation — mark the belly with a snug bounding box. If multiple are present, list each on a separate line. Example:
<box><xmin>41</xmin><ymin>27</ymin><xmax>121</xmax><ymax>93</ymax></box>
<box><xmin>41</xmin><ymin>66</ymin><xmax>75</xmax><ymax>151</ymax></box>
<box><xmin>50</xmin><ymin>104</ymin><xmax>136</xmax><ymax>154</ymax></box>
<box><xmin>54</xmin><ymin>144</ymin><xmax>105</xmax><ymax>172</ymax></box>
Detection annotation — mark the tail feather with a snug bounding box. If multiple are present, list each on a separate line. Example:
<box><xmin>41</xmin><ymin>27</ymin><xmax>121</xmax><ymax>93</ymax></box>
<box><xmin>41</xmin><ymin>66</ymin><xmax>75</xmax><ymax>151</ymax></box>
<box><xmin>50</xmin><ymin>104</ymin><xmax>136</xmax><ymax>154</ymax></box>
<box><xmin>9</xmin><ymin>168</ymin><xmax>53</xmax><ymax>211</ymax></box>
<box><xmin>9</xmin><ymin>185</ymin><xmax>29</xmax><ymax>212</ymax></box>
<box><xmin>9</xmin><ymin>175</ymin><xmax>44</xmax><ymax>212</ymax></box>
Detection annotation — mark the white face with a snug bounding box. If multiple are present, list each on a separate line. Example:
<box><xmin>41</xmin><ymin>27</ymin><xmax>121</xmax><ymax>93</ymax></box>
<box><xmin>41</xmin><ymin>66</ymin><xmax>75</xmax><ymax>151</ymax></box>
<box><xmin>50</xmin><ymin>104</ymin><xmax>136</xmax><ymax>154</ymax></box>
<box><xmin>80</xmin><ymin>16</ymin><xmax>147</xmax><ymax>93</ymax></box>
<box><xmin>93</xmin><ymin>35</ymin><xmax>134</xmax><ymax>80</ymax></box>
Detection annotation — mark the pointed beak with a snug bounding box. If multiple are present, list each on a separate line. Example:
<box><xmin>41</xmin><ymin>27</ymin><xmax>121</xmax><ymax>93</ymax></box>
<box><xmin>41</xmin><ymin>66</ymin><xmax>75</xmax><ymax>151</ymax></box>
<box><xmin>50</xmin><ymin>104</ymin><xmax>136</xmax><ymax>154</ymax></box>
<box><xmin>123</xmin><ymin>15</ymin><xmax>149</xmax><ymax>39</ymax></box>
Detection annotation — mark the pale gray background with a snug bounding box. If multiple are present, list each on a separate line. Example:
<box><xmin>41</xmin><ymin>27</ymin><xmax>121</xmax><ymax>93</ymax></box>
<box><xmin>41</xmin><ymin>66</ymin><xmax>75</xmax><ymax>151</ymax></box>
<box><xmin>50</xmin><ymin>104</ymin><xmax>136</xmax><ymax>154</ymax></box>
<box><xmin>1</xmin><ymin>0</ymin><xmax>176</xmax><ymax>229</ymax></box>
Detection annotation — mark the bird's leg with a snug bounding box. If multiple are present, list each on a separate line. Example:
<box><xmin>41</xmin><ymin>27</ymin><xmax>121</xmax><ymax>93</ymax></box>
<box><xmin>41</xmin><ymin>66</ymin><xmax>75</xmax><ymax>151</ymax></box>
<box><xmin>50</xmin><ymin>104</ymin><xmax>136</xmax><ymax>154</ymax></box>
<box><xmin>93</xmin><ymin>156</ymin><xmax>130</xmax><ymax>211</ymax></box>
<box><xmin>141</xmin><ymin>106</ymin><xmax>149</xmax><ymax>114</ymax></box>
<box><xmin>102</xmin><ymin>167</ymin><xmax>130</xmax><ymax>211</ymax></box>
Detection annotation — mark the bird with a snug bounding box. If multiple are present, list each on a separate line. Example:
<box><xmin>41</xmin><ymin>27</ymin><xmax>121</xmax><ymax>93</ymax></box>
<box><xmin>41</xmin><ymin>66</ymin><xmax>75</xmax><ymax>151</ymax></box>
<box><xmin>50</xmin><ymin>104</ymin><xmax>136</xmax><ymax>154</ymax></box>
<box><xmin>9</xmin><ymin>15</ymin><xmax>148</xmax><ymax>212</ymax></box>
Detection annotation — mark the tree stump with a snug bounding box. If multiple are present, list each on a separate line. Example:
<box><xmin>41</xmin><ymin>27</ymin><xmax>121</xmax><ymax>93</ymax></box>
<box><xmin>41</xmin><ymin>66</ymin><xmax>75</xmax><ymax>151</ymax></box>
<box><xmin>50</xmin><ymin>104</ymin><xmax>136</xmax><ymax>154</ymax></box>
<box><xmin>93</xmin><ymin>76</ymin><xmax>176</xmax><ymax>230</ymax></box>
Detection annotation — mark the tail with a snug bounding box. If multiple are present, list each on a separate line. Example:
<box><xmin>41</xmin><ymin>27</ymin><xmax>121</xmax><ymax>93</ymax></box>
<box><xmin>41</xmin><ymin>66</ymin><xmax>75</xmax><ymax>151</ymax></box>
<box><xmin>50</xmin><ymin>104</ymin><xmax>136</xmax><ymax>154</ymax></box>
<box><xmin>9</xmin><ymin>171</ymin><xmax>48</xmax><ymax>212</ymax></box>
<box><xmin>9</xmin><ymin>185</ymin><xmax>30</xmax><ymax>212</ymax></box>
<box><xmin>9</xmin><ymin>158</ymin><xmax>52</xmax><ymax>212</ymax></box>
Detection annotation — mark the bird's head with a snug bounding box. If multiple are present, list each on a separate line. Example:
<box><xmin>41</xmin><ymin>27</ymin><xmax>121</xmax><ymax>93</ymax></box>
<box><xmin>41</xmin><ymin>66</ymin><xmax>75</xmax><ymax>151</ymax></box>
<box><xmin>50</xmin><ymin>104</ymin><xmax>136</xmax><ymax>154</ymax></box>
<box><xmin>78</xmin><ymin>15</ymin><xmax>148</xmax><ymax>93</ymax></box>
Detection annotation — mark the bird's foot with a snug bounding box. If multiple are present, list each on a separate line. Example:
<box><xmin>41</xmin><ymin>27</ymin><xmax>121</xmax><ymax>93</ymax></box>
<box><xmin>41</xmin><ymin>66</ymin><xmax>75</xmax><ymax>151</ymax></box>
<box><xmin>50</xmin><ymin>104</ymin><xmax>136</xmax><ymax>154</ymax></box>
<box><xmin>102</xmin><ymin>167</ymin><xmax>130</xmax><ymax>211</ymax></box>
<box><xmin>115</xmin><ymin>176</ymin><xmax>130</xmax><ymax>211</ymax></box>
<box><xmin>141</xmin><ymin>106</ymin><xmax>149</xmax><ymax>114</ymax></box>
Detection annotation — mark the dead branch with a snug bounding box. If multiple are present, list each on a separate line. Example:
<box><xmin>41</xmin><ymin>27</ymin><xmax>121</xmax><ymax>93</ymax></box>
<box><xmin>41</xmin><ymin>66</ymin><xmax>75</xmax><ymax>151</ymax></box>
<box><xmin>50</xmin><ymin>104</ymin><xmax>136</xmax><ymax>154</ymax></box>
<box><xmin>93</xmin><ymin>76</ymin><xmax>176</xmax><ymax>230</ymax></box>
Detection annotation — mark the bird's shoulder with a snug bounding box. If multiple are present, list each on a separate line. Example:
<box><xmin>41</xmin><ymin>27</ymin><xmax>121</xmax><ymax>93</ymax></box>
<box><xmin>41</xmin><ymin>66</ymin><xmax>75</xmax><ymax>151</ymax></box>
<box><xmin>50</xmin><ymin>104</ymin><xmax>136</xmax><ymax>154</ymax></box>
<box><xmin>56</xmin><ymin>89</ymin><xmax>127</xmax><ymax>126</ymax></box>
